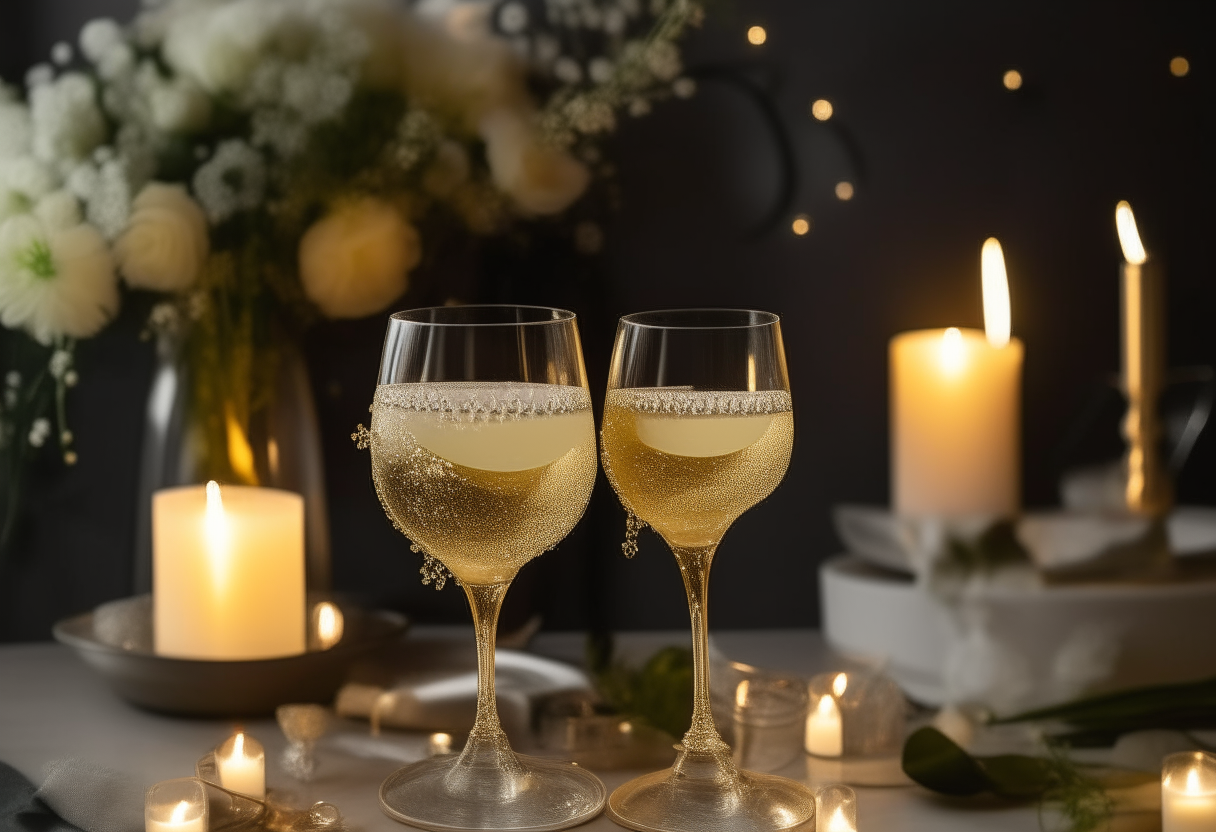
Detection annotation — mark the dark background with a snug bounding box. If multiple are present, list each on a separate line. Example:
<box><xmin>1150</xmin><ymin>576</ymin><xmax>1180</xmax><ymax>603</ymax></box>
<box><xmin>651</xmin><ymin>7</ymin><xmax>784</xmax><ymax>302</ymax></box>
<box><xmin>2</xmin><ymin>0</ymin><xmax>1213</xmax><ymax>640</ymax></box>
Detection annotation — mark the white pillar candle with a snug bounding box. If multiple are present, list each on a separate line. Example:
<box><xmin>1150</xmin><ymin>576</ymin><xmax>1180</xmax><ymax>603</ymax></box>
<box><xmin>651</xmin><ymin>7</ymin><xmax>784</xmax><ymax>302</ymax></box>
<box><xmin>153</xmin><ymin>482</ymin><xmax>305</xmax><ymax>660</ymax></box>
<box><xmin>805</xmin><ymin>693</ymin><xmax>843</xmax><ymax>758</ymax></box>
<box><xmin>890</xmin><ymin>238</ymin><xmax>1023</xmax><ymax>517</ymax></box>
<box><xmin>1163</xmin><ymin>751</ymin><xmax>1216</xmax><ymax>832</ymax></box>
<box><xmin>145</xmin><ymin>779</ymin><xmax>207</xmax><ymax>832</ymax></box>
<box><xmin>217</xmin><ymin>732</ymin><xmax>266</xmax><ymax>800</ymax></box>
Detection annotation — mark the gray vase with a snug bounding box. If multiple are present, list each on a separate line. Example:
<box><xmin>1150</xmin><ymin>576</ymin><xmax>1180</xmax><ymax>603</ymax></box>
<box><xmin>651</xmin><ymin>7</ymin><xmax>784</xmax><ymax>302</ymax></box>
<box><xmin>132</xmin><ymin>331</ymin><xmax>332</xmax><ymax>593</ymax></box>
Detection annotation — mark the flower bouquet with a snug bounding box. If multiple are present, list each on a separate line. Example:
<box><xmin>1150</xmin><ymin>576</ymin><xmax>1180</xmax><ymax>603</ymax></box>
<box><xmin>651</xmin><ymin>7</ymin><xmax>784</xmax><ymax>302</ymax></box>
<box><xmin>0</xmin><ymin>0</ymin><xmax>703</xmax><ymax>555</ymax></box>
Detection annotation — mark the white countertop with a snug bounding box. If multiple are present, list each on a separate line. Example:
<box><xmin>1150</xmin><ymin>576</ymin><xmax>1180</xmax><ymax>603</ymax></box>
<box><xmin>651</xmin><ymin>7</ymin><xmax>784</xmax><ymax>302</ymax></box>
<box><xmin>0</xmin><ymin>627</ymin><xmax>1040</xmax><ymax>831</ymax></box>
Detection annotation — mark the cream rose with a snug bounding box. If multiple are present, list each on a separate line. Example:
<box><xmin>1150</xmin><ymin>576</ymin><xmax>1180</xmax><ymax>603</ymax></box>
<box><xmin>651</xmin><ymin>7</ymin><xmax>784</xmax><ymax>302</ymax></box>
<box><xmin>113</xmin><ymin>183</ymin><xmax>209</xmax><ymax>292</ymax></box>
<box><xmin>480</xmin><ymin>108</ymin><xmax>590</xmax><ymax>216</ymax></box>
<box><xmin>299</xmin><ymin>197</ymin><xmax>420</xmax><ymax>319</ymax></box>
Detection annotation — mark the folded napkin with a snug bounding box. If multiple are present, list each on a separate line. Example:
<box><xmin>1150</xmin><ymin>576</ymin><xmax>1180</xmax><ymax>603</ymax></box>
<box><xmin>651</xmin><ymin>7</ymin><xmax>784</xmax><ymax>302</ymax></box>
<box><xmin>1</xmin><ymin>761</ymin><xmax>81</xmax><ymax>832</ymax></box>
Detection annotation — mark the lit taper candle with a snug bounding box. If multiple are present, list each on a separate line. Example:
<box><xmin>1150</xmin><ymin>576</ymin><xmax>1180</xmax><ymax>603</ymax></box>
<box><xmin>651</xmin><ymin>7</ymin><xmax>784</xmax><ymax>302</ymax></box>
<box><xmin>1116</xmin><ymin>200</ymin><xmax>1171</xmax><ymax>516</ymax></box>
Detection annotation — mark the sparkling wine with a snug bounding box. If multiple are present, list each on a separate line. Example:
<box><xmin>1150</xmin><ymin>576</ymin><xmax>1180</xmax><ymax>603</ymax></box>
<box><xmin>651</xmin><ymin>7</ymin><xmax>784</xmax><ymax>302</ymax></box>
<box><xmin>600</xmin><ymin>388</ymin><xmax>794</xmax><ymax>548</ymax></box>
<box><xmin>370</xmin><ymin>382</ymin><xmax>596</xmax><ymax>585</ymax></box>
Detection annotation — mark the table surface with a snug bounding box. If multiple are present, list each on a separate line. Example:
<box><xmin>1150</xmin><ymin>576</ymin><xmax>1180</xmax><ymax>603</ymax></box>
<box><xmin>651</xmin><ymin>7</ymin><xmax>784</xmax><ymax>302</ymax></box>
<box><xmin>0</xmin><ymin>627</ymin><xmax>1040</xmax><ymax>831</ymax></box>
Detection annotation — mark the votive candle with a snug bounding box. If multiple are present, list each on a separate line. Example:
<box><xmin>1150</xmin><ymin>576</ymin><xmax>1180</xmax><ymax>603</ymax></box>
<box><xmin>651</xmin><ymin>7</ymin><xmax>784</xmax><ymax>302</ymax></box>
<box><xmin>216</xmin><ymin>732</ymin><xmax>265</xmax><ymax>800</ymax></box>
<box><xmin>145</xmin><ymin>779</ymin><xmax>207</xmax><ymax>832</ymax></box>
<box><xmin>1163</xmin><ymin>751</ymin><xmax>1216</xmax><ymax>832</ymax></box>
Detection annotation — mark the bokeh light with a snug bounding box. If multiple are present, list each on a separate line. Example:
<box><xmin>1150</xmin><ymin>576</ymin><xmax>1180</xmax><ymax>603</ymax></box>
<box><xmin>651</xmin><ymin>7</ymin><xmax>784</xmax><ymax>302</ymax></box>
<box><xmin>1171</xmin><ymin>56</ymin><xmax>1190</xmax><ymax>77</ymax></box>
<box><xmin>747</xmin><ymin>26</ymin><xmax>767</xmax><ymax>45</ymax></box>
<box><xmin>1003</xmin><ymin>69</ymin><xmax>1023</xmax><ymax>90</ymax></box>
<box><xmin>791</xmin><ymin>215</ymin><xmax>812</xmax><ymax>236</ymax></box>
<box><xmin>835</xmin><ymin>182</ymin><xmax>855</xmax><ymax>201</ymax></box>
<box><xmin>811</xmin><ymin>99</ymin><xmax>834</xmax><ymax>121</ymax></box>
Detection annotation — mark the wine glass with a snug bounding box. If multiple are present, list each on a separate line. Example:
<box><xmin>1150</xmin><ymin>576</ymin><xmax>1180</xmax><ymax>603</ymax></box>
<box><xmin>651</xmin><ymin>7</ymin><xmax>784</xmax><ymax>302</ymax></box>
<box><xmin>599</xmin><ymin>309</ymin><xmax>815</xmax><ymax>832</ymax></box>
<box><xmin>368</xmin><ymin>305</ymin><xmax>606</xmax><ymax>831</ymax></box>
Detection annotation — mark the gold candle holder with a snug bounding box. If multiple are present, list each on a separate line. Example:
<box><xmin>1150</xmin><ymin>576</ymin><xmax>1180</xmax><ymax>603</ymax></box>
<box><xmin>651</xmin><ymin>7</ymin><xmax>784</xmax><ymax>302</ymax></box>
<box><xmin>1117</xmin><ymin>201</ymin><xmax>1172</xmax><ymax>516</ymax></box>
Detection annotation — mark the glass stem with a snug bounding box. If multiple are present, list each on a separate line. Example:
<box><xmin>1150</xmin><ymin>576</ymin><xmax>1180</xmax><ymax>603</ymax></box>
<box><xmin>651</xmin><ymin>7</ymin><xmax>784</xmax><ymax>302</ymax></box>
<box><xmin>673</xmin><ymin>544</ymin><xmax>731</xmax><ymax>757</ymax></box>
<box><xmin>466</xmin><ymin>581</ymin><xmax>509</xmax><ymax>740</ymax></box>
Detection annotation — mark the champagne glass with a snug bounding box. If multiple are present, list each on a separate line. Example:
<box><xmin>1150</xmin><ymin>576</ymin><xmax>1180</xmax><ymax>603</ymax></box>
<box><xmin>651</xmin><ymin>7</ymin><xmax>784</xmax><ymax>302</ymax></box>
<box><xmin>599</xmin><ymin>309</ymin><xmax>815</xmax><ymax>832</ymax></box>
<box><xmin>368</xmin><ymin>305</ymin><xmax>606</xmax><ymax>831</ymax></box>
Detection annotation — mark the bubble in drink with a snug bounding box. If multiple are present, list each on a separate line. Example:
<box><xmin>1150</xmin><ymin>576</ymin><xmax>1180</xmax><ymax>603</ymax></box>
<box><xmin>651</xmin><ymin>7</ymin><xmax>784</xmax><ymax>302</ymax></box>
<box><xmin>370</xmin><ymin>382</ymin><xmax>597</xmax><ymax>585</ymax></box>
<box><xmin>601</xmin><ymin>389</ymin><xmax>793</xmax><ymax>549</ymax></box>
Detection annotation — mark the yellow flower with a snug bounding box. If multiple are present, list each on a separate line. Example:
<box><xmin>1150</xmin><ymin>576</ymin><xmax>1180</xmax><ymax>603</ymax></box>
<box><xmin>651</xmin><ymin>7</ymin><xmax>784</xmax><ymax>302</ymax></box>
<box><xmin>298</xmin><ymin>197</ymin><xmax>420</xmax><ymax>319</ymax></box>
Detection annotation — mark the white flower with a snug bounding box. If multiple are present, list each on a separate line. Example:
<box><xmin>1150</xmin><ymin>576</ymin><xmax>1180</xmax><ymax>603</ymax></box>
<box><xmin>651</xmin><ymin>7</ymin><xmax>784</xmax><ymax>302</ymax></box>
<box><xmin>162</xmin><ymin>0</ymin><xmax>286</xmax><ymax>96</ymax></box>
<box><xmin>0</xmin><ymin>194</ymin><xmax>119</xmax><ymax>344</ymax></box>
<box><xmin>79</xmin><ymin>19</ymin><xmax>125</xmax><ymax>64</ymax></box>
<box><xmin>399</xmin><ymin>12</ymin><xmax>531</xmax><ymax>132</ymax></box>
<box><xmin>135</xmin><ymin>63</ymin><xmax>211</xmax><ymax>134</ymax></box>
<box><xmin>1</xmin><ymin>156</ymin><xmax>56</xmax><ymax>223</ymax></box>
<box><xmin>0</xmin><ymin>98</ymin><xmax>33</xmax><ymax>158</ymax></box>
<box><xmin>114</xmin><ymin>182</ymin><xmax>209</xmax><ymax>292</ymax></box>
<box><xmin>554</xmin><ymin>57</ymin><xmax>583</xmax><ymax>84</ymax></box>
<box><xmin>68</xmin><ymin>157</ymin><xmax>133</xmax><ymax>240</ymax></box>
<box><xmin>497</xmin><ymin>2</ymin><xmax>528</xmax><ymax>33</ymax></box>
<box><xmin>29</xmin><ymin>73</ymin><xmax>108</xmax><ymax>167</ymax></box>
<box><xmin>192</xmin><ymin>139</ymin><xmax>266</xmax><ymax>224</ymax></box>
<box><xmin>588</xmin><ymin>57</ymin><xmax>615</xmax><ymax>84</ymax></box>
<box><xmin>480</xmin><ymin>109</ymin><xmax>590</xmax><ymax>215</ymax></box>
<box><xmin>298</xmin><ymin>197</ymin><xmax>420</xmax><ymax>319</ymax></box>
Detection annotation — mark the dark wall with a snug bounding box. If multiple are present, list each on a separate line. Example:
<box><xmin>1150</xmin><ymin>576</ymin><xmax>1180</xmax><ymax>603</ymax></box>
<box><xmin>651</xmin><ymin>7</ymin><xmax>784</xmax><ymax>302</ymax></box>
<box><xmin>2</xmin><ymin>0</ymin><xmax>1213</xmax><ymax>640</ymax></box>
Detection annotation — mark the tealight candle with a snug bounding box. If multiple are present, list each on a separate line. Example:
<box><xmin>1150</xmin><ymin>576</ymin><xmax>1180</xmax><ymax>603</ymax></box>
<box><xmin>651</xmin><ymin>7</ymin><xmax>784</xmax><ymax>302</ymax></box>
<box><xmin>815</xmin><ymin>784</ymin><xmax>857</xmax><ymax>832</ymax></box>
<box><xmin>145</xmin><ymin>779</ymin><xmax>207</xmax><ymax>832</ymax></box>
<box><xmin>1162</xmin><ymin>751</ymin><xmax>1216</xmax><ymax>832</ymax></box>
<box><xmin>429</xmin><ymin>732</ymin><xmax>454</xmax><ymax>756</ymax></box>
<box><xmin>308</xmin><ymin>601</ymin><xmax>344</xmax><ymax>651</ymax></box>
<box><xmin>805</xmin><ymin>691</ymin><xmax>843</xmax><ymax>758</ymax></box>
<box><xmin>216</xmin><ymin>732</ymin><xmax>266</xmax><ymax>800</ymax></box>
<box><xmin>805</xmin><ymin>671</ymin><xmax>906</xmax><ymax>759</ymax></box>
<box><xmin>153</xmin><ymin>482</ymin><xmax>305</xmax><ymax>660</ymax></box>
<box><xmin>890</xmin><ymin>238</ymin><xmax>1023</xmax><ymax>517</ymax></box>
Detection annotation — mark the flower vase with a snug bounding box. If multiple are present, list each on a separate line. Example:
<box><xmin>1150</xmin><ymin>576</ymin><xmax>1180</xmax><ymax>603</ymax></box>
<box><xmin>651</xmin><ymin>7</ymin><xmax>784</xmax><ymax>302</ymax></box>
<box><xmin>132</xmin><ymin>329</ymin><xmax>331</xmax><ymax>594</ymax></box>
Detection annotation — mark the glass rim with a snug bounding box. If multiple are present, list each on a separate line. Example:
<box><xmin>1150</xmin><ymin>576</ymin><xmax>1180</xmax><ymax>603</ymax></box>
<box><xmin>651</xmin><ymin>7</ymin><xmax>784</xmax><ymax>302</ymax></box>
<box><xmin>389</xmin><ymin>304</ymin><xmax>577</xmax><ymax>327</ymax></box>
<box><xmin>618</xmin><ymin>308</ymin><xmax>781</xmax><ymax>330</ymax></box>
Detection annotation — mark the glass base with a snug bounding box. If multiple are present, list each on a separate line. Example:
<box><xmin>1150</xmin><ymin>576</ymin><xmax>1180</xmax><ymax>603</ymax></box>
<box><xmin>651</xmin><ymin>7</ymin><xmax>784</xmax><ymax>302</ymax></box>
<box><xmin>379</xmin><ymin>751</ymin><xmax>606</xmax><ymax>831</ymax></box>
<box><xmin>606</xmin><ymin>750</ymin><xmax>816</xmax><ymax>832</ymax></box>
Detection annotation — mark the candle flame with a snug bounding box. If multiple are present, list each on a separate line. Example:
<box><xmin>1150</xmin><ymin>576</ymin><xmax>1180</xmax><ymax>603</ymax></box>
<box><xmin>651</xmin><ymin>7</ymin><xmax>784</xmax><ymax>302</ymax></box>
<box><xmin>204</xmin><ymin>481</ymin><xmax>229</xmax><ymax>585</ymax></box>
<box><xmin>982</xmin><ymin>237</ymin><xmax>1011</xmax><ymax>348</ymax></box>
<box><xmin>816</xmin><ymin>693</ymin><xmax>837</xmax><ymax>719</ymax></box>
<box><xmin>826</xmin><ymin>806</ymin><xmax>854</xmax><ymax>832</ymax></box>
<box><xmin>314</xmin><ymin>602</ymin><xmax>344</xmax><ymax>649</ymax></box>
<box><xmin>1186</xmin><ymin>766</ymin><xmax>1202</xmax><ymax>796</ymax></box>
<box><xmin>832</xmin><ymin>672</ymin><xmax>848</xmax><ymax>698</ymax></box>
<box><xmin>1115</xmin><ymin>201</ymin><xmax>1147</xmax><ymax>265</ymax></box>
<box><xmin>939</xmin><ymin>327</ymin><xmax>966</xmax><ymax>374</ymax></box>
<box><xmin>736</xmin><ymin>679</ymin><xmax>751</xmax><ymax>708</ymax></box>
<box><xmin>170</xmin><ymin>800</ymin><xmax>191</xmax><ymax>824</ymax></box>
<box><xmin>233</xmin><ymin>731</ymin><xmax>245</xmax><ymax>757</ymax></box>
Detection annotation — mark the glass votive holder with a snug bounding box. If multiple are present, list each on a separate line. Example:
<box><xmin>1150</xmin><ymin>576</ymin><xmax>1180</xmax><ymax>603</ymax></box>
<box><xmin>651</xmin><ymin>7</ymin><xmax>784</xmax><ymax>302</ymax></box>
<box><xmin>815</xmin><ymin>784</ymin><xmax>857</xmax><ymax>832</ymax></box>
<box><xmin>146</xmin><ymin>778</ymin><xmax>208</xmax><ymax>832</ymax></box>
<box><xmin>805</xmin><ymin>670</ymin><xmax>906</xmax><ymax>758</ymax></box>
<box><xmin>730</xmin><ymin>673</ymin><xmax>809</xmax><ymax>773</ymax></box>
<box><xmin>215</xmin><ymin>732</ymin><xmax>266</xmax><ymax>799</ymax></box>
<box><xmin>1162</xmin><ymin>750</ymin><xmax>1216</xmax><ymax>832</ymax></box>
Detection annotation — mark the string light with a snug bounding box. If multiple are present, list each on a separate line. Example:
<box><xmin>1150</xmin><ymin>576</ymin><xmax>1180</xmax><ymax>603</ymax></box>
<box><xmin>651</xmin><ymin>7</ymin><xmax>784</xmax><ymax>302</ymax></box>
<box><xmin>1170</xmin><ymin>56</ymin><xmax>1190</xmax><ymax>77</ymax></box>
<box><xmin>791</xmin><ymin>215</ymin><xmax>811</xmax><ymax>236</ymax></box>
<box><xmin>1003</xmin><ymin>69</ymin><xmax>1023</xmax><ymax>90</ymax></box>
<box><xmin>835</xmin><ymin>182</ymin><xmax>854</xmax><ymax>201</ymax></box>
<box><xmin>747</xmin><ymin>26</ymin><xmax>767</xmax><ymax>45</ymax></box>
<box><xmin>810</xmin><ymin>99</ymin><xmax>833</xmax><ymax>121</ymax></box>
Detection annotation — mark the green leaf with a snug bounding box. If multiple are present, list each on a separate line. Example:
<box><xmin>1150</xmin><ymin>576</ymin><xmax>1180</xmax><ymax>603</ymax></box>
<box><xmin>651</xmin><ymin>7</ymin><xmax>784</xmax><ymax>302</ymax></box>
<box><xmin>1000</xmin><ymin>675</ymin><xmax>1216</xmax><ymax>739</ymax></box>
<box><xmin>902</xmin><ymin>727</ymin><xmax>993</xmax><ymax>796</ymax></box>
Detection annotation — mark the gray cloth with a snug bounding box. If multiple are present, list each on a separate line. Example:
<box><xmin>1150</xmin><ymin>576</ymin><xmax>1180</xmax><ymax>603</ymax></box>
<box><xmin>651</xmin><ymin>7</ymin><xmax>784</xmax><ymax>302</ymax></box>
<box><xmin>33</xmin><ymin>761</ymin><xmax>142</xmax><ymax>832</ymax></box>
<box><xmin>0</xmin><ymin>761</ymin><xmax>81</xmax><ymax>832</ymax></box>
